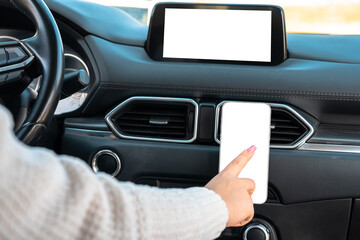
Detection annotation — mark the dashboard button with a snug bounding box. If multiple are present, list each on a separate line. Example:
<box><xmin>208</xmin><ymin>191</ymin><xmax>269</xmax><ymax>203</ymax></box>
<box><xmin>92</xmin><ymin>150</ymin><xmax>121</xmax><ymax>177</ymax></box>
<box><xmin>246</xmin><ymin>227</ymin><xmax>266</xmax><ymax>240</ymax></box>
<box><xmin>0</xmin><ymin>48</ymin><xmax>7</xmax><ymax>66</ymax></box>
<box><xmin>243</xmin><ymin>223</ymin><xmax>270</xmax><ymax>240</ymax></box>
<box><xmin>5</xmin><ymin>46</ymin><xmax>27</xmax><ymax>65</ymax></box>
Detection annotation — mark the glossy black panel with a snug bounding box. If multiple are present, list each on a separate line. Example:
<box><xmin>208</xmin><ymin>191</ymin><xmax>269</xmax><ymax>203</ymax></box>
<box><xmin>308</xmin><ymin>124</ymin><xmax>360</xmax><ymax>146</ymax></box>
<box><xmin>255</xmin><ymin>200</ymin><xmax>351</xmax><ymax>240</ymax></box>
<box><xmin>348</xmin><ymin>199</ymin><xmax>360</xmax><ymax>240</ymax></box>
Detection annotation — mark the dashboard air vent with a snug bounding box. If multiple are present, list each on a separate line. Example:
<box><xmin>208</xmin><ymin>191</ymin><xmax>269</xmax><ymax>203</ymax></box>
<box><xmin>215</xmin><ymin>102</ymin><xmax>314</xmax><ymax>149</ymax></box>
<box><xmin>270</xmin><ymin>108</ymin><xmax>308</xmax><ymax>146</ymax></box>
<box><xmin>105</xmin><ymin>97</ymin><xmax>198</xmax><ymax>143</ymax></box>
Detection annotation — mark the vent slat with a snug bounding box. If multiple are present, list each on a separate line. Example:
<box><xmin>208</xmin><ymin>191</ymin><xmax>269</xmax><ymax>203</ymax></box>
<box><xmin>271</xmin><ymin>119</ymin><xmax>293</xmax><ymax>123</ymax></box>
<box><xmin>127</xmin><ymin>110</ymin><xmax>186</xmax><ymax>117</ymax></box>
<box><xmin>272</xmin><ymin>125</ymin><xmax>300</xmax><ymax>129</ymax></box>
<box><xmin>123</xmin><ymin>128</ymin><xmax>185</xmax><ymax>136</ymax></box>
<box><xmin>270</xmin><ymin>136</ymin><xmax>297</xmax><ymax>142</ymax></box>
<box><xmin>120</xmin><ymin>116</ymin><xmax>186</xmax><ymax>123</ymax></box>
<box><xmin>271</xmin><ymin>130</ymin><xmax>303</xmax><ymax>135</ymax></box>
<box><xmin>118</xmin><ymin>122</ymin><xmax>185</xmax><ymax>129</ymax></box>
<box><xmin>270</xmin><ymin>109</ymin><xmax>307</xmax><ymax>145</ymax></box>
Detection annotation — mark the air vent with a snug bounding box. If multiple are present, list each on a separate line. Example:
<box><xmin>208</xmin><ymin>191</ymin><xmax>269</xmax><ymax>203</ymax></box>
<box><xmin>270</xmin><ymin>108</ymin><xmax>307</xmax><ymax>146</ymax></box>
<box><xmin>215</xmin><ymin>102</ymin><xmax>314</xmax><ymax>149</ymax></box>
<box><xmin>105</xmin><ymin>97</ymin><xmax>198</xmax><ymax>143</ymax></box>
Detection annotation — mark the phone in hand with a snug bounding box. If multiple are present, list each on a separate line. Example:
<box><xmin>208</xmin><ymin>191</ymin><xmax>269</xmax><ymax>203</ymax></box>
<box><xmin>219</xmin><ymin>102</ymin><xmax>271</xmax><ymax>204</ymax></box>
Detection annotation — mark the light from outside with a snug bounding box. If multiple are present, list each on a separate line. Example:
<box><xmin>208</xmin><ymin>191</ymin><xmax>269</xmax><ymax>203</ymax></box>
<box><xmin>84</xmin><ymin>0</ymin><xmax>360</xmax><ymax>35</ymax></box>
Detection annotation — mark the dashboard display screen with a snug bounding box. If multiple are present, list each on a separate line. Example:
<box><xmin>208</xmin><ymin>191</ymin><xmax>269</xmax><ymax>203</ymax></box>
<box><xmin>147</xmin><ymin>4</ymin><xmax>287</xmax><ymax>66</ymax></box>
<box><xmin>163</xmin><ymin>9</ymin><xmax>272</xmax><ymax>62</ymax></box>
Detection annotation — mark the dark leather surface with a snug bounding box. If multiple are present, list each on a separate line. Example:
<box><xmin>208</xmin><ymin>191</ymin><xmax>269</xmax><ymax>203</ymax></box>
<box><xmin>255</xmin><ymin>200</ymin><xmax>351</xmax><ymax>240</ymax></box>
<box><xmin>10</xmin><ymin>0</ymin><xmax>64</xmax><ymax>144</ymax></box>
<box><xmin>288</xmin><ymin>33</ymin><xmax>360</xmax><ymax>64</ymax></box>
<box><xmin>81</xmin><ymin>35</ymin><xmax>360</xmax><ymax>125</ymax></box>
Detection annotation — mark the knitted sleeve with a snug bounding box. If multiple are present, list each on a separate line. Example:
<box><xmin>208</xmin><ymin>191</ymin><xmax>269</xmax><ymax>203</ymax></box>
<box><xmin>0</xmin><ymin>105</ymin><xmax>228</xmax><ymax>240</ymax></box>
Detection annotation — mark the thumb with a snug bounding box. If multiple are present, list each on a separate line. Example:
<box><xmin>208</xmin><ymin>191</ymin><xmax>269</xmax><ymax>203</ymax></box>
<box><xmin>221</xmin><ymin>145</ymin><xmax>256</xmax><ymax>177</ymax></box>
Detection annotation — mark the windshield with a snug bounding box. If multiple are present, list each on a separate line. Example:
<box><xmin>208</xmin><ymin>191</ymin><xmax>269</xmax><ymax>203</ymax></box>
<box><xmin>84</xmin><ymin>0</ymin><xmax>360</xmax><ymax>35</ymax></box>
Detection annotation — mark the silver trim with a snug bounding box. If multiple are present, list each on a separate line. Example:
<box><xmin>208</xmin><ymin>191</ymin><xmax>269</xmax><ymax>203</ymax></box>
<box><xmin>214</xmin><ymin>101</ymin><xmax>314</xmax><ymax>149</ymax></box>
<box><xmin>67</xmin><ymin>127</ymin><xmax>360</xmax><ymax>155</ymax></box>
<box><xmin>0</xmin><ymin>36</ymin><xmax>35</xmax><ymax>73</ymax></box>
<box><xmin>64</xmin><ymin>53</ymin><xmax>90</xmax><ymax>77</ymax></box>
<box><xmin>300</xmin><ymin>143</ymin><xmax>360</xmax><ymax>154</ymax></box>
<box><xmin>65</xmin><ymin>127</ymin><xmax>115</xmax><ymax>137</ymax></box>
<box><xmin>92</xmin><ymin>150</ymin><xmax>121</xmax><ymax>177</ymax></box>
<box><xmin>243</xmin><ymin>223</ymin><xmax>270</xmax><ymax>240</ymax></box>
<box><xmin>55</xmin><ymin>53</ymin><xmax>91</xmax><ymax>115</ymax></box>
<box><xmin>105</xmin><ymin>96</ymin><xmax>199</xmax><ymax>143</ymax></box>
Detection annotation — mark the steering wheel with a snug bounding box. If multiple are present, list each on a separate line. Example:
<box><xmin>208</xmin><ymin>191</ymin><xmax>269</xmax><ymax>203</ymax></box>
<box><xmin>0</xmin><ymin>0</ymin><xmax>63</xmax><ymax>144</ymax></box>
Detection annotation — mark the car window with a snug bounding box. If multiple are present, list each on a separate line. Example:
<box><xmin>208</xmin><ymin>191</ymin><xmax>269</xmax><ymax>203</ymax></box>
<box><xmin>83</xmin><ymin>0</ymin><xmax>360</xmax><ymax>35</ymax></box>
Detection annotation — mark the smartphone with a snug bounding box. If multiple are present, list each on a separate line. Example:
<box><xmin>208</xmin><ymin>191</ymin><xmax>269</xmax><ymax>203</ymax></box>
<box><xmin>219</xmin><ymin>102</ymin><xmax>271</xmax><ymax>204</ymax></box>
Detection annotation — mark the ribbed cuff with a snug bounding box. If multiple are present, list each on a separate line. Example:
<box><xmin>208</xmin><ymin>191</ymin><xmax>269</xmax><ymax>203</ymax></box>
<box><xmin>119</xmin><ymin>183</ymin><xmax>228</xmax><ymax>240</ymax></box>
<box><xmin>194</xmin><ymin>187</ymin><xmax>228</xmax><ymax>239</ymax></box>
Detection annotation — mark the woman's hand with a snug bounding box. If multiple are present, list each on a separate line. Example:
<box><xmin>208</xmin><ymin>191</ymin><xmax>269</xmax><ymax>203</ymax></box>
<box><xmin>205</xmin><ymin>146</ymin><xmax>256</xmax><ymax>227</ymax></box>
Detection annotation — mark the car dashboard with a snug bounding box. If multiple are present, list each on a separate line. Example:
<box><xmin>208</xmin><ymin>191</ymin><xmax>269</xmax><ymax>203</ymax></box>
<box><xmin>2</xmin><ymin>0</ymin><xmax>360</xmax><ymax>239</ymax></box>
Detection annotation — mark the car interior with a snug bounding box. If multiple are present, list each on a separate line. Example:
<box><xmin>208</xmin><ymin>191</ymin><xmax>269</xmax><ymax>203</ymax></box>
<box><xmin>1</xmin><ymin>0</ymin><xmax>360</xmax><ymax>239</ymax></box>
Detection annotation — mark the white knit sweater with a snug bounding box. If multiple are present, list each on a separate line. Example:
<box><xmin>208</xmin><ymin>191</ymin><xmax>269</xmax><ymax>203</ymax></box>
<box><xmin>0</xmin><ymin>105</ymin><xmax>228</xmax><ymax>240</ymax></box>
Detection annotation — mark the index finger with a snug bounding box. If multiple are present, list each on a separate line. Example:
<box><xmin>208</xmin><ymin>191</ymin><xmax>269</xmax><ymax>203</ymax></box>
<box><xmin>221</xmin><ymin>145</ymin><xmax>256</xmax><ymax>177</ymax></box>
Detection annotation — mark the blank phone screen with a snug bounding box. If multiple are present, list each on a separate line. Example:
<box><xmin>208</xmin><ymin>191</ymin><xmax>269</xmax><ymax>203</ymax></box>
<box><xmin>163</xmin><ymin>8</ymin><xmax>272</xmax><ymax>62</ymax></box>
<box><xmin>219</xmin><ymin>102</ymin><xmax>271</xmax><ymax>204</ymax></box>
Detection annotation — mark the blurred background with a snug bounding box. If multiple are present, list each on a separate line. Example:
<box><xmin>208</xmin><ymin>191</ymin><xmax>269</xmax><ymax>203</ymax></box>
<box><xmin>82</xmin><ymin>0</ymin><xmax>360</xmax><ymax>35</ymax></box>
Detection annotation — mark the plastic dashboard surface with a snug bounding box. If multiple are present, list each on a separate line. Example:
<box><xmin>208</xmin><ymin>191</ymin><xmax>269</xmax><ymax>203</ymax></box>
<box><xmin>30</xmin><ymin>1</ymin><xmax>360</xmax><ymax>239</ymax></box>
<box><xmin>43</xmin><ymin>0</ymin><xmax>360</xmax><ymax>198</ymax></box>
<box><xmin>83</xmin><ymin>35</ymin><xmax>360</xmax><ymax>126</ymax></box>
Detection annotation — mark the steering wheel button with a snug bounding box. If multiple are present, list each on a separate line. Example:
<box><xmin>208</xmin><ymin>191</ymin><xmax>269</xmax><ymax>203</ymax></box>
<box><xmin>0</xmin><ymin>73</ymin><xmax>6</xmax><ymax>86</ymax></box>
<box><xmin>5</xmin><ymin>46</ymin><xmax>27</xmax><ymax>65</ymax></box>
<box><xmin>0</xmin><ymin>48</ymin><xmax>6</xmax><ymax>66</ymax></box>
<box><xmin>6</xmin><ymin>71</ymin><xmax>23</xmax><ymax>85</ymax></box>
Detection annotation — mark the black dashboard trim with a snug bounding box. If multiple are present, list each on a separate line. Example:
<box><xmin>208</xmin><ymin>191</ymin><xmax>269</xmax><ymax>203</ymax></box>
<box><xmin>53</xmin><ymin>20</ymin><xmax>101</xmax><ymax>117</ymax></box>
<box><xmin>61</xmin><ymin>127</ymin><xmax>360</xmax><ymax>204</ymax></box>
<box><xmin>98</xmin><ymin>84</ymin><xmax>360</xmax><ymax>101</ymax></box>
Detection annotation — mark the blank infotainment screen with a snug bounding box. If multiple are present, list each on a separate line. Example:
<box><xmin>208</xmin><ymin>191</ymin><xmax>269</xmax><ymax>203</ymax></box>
<box><xmin>163</xmin><ymin>8</ymin><xmax>272</xmax><ymax>62</ymax></box>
